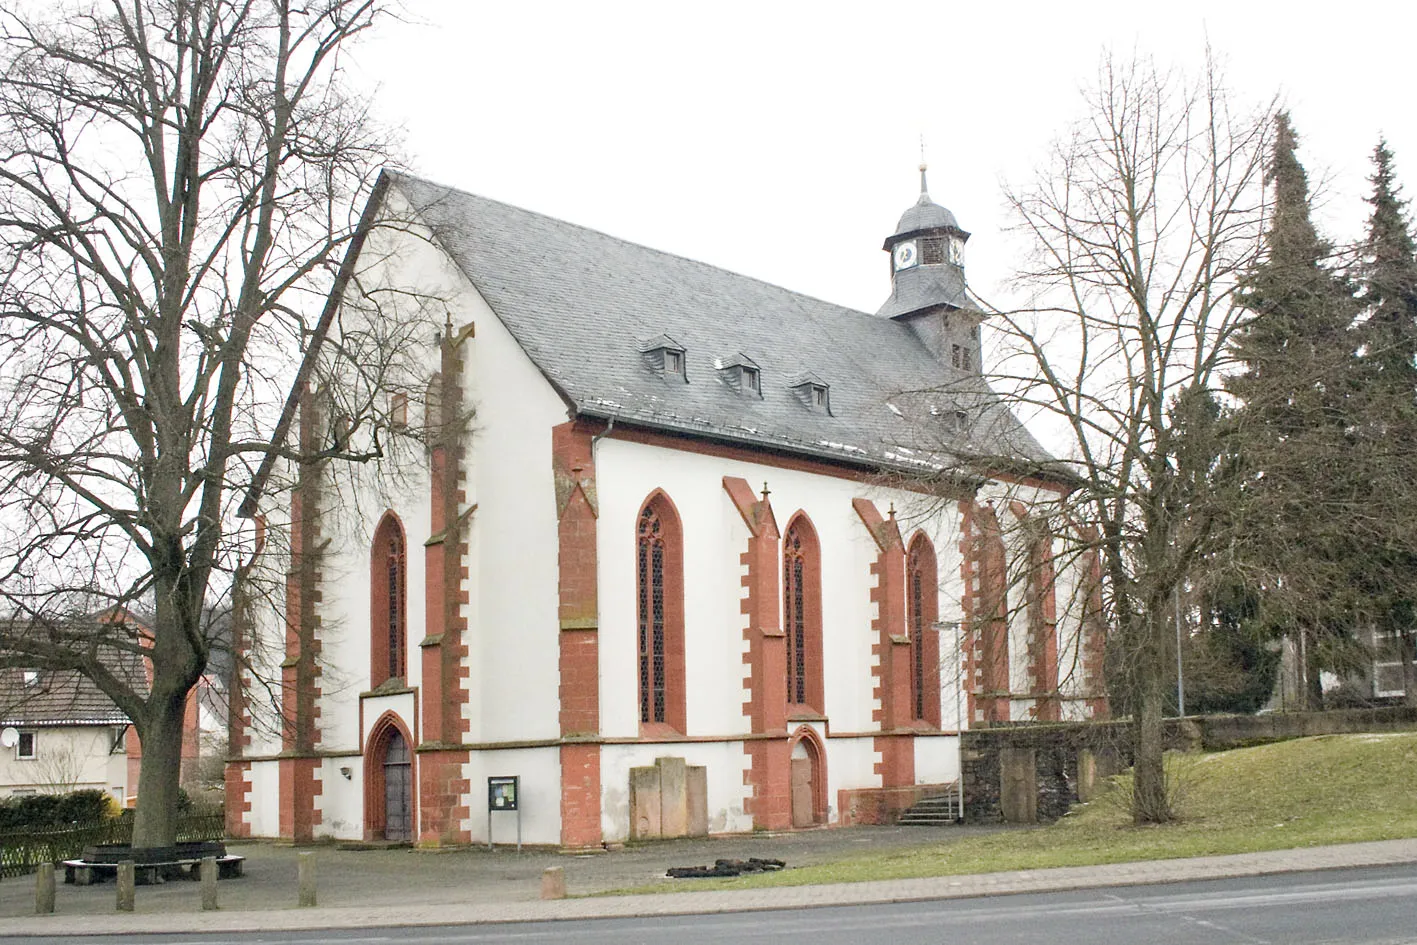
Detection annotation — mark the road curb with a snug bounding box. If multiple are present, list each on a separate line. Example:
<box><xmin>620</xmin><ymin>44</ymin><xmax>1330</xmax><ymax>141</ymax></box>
<box><xmin>4</xmin><ymin>838</ymin><xmax>1417</xmax><ymax>938</ymax></box>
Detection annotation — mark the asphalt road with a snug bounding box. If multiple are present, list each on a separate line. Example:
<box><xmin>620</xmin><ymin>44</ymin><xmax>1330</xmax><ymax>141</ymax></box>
<box><xmin>7</xmin><ymin>864</ymin><xmax>1417</xmax><ymax>945</ymax></box>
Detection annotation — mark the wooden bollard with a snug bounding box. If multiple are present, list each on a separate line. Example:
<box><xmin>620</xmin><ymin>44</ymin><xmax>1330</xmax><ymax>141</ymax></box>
<box><xmin>297</xmin><ymin>851</ymin><xmax>317</xmax><ymax>908</ymax></box>
<box><xmin>540</xmin><ymin>865</ymin><xmax>566</xmax><ymax>900</ymax></box>
<box><xmin>34</xmin><ymin>863</ymin><xmax>56</xmax><ymax>914</ymax></box>
<box><xmin>200</xmin><ymin>856</ymin><xmax>219</xmax><ymax>911</ymax></box>
<box><xmin>116</xmin><ymin>860</ymin><xmax>135</xmax><ymax>912</ymax></box>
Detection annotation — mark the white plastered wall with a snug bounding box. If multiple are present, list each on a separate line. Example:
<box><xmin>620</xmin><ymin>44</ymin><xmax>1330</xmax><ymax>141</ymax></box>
<box><xmin>330</xmin><ymin>184</ymin><xmax>567</xmax><ymax>843</ymax></box>
<box><xmin>600</xmin><ymin>741</ymin><xmax>753</xmax><ymax>841</ymax></box>
<box><xmin>462</xmin><ymin>747</ymin><xmax>562</xmax><ymax>845</ymax></box>
<box><xmin>594</xmin><ymin>436</ymin><xmax>972</xmax><ymax>827</ymax></box>
<box><xmin>247</xmin><ymin>759</ymin><xmax>280</xmax><ymax>837</ymax></box>
<box><xmin>0</xmin><ymin>726</ymin><xmax>127</xmax><ymax>800</ymax></box>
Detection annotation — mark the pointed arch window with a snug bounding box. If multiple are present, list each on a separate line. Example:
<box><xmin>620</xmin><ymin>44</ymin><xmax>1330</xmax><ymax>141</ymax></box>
<box><xmin>370</xmin><ymin>513</ymin><xmax>408</xmax><ymax>687</ymax></box>
<box><xmin>907</xmin><ymin>533</ymin><xmax>941</xmax><ymax>726</ymax></box>
<box><xmin>637</xmin><ymin>492</ymin><xmax>685</xmax><ymax>731</ymax></box>
<box><xmin>783</xmin><ymin>514</ymin><xmax>824</xmax><ymax>712</ymax></box>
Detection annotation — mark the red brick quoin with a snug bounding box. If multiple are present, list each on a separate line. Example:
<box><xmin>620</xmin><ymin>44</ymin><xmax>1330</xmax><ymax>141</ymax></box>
<box><xmin>723</xmin><ymin>476</ymin><xmax>791</xmax><ymax>831</ymax></box>
<box><xmin>852</xmin><ymin>498</ymin><xmax>914</xmax><ymax>790</ymax></box>
<box><xmin>418</xmin><ymin>325</ymin><xmax>475</xmax><ymax>845</ymax></box>
<box><xmin>280</xmin><ymin>385</ymin><xmax>325</xmax><ymax>842</ymax></box>
<box><xmin>554</xmin><ymin>419</ymin><xmax>602</xmax><ymax>849</ymax></box>
<box><xmin>968</xmin><ymin>500</ymin><xmax>1012</xmax><ymax>725</ymax></box>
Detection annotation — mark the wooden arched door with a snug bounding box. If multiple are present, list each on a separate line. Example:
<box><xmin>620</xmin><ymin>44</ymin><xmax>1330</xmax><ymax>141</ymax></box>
<box><xmin>380</xmin><ymin>729</ymin><xmax>413</xmax><ymax>841</ymax></box>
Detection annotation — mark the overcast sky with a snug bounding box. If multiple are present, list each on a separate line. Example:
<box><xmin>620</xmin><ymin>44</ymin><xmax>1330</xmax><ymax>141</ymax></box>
<box><xmin>348</xmin><ymin>1</ymin><xmax>1416</xmax><ymax>316</ymax></box>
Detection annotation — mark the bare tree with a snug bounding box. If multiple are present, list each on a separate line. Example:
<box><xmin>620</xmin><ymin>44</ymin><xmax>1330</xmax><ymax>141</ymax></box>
<box><xmin>0</xmin><ymin>0</ymin><xmax>422</xmax><ymax>847</ymax></box>
<box><xmin>982</xmin><ymin>53</ymin><xmax>1271</xmax><ymax>822</ymax></box>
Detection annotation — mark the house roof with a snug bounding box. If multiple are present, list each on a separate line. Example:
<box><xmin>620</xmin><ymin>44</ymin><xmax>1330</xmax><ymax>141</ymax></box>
<box><xmin>0</xmin><ymin>616</ymin><xmax>148</xmax><ymax>728</ymax></box>
<box><xmin>389</xmin><ymin>172</ymin><xmax>1051</xmax><ymax>474</ymax></box>
<box><xmin>0</xmin><ymin>660</ymin><xmax>141</xmax><ymax>727</ymax></box>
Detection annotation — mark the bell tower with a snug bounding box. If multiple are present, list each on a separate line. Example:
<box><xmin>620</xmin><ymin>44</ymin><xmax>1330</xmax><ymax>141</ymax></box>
<box><xmin>877</xmin><ymin>165</ymin><xmax>984</xmax><ymax>373</ymax></box>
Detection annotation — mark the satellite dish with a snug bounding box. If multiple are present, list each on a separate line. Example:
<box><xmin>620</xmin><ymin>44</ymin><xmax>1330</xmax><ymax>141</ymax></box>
<box><xmin>0</xmin><ymin>727</ymin><xmax>18</xmax><ymax>749</ymax></box>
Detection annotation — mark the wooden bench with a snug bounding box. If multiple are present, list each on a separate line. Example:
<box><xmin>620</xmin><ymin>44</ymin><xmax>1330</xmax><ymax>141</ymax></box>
<box><xmin>63</xmin><ymin>855</ymin><xmax>244</xmax><ymax>886</ymax></box>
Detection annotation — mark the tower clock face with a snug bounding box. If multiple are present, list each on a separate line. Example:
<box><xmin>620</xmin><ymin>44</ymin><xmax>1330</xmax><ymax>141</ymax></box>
<box><xmin>893</xmin><ymin>241</ymin><xmax>919</xmax><ymax>271</ymax></box>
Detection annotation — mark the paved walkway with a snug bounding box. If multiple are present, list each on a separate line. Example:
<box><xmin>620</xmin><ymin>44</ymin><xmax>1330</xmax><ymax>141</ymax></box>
<box><xmin>3</xmin><ymin>830</ymin><xmax>1416</xmax><ymax>939</ymax></box>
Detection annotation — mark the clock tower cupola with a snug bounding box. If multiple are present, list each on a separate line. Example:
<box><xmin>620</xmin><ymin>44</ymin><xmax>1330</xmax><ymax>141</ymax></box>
<box><xmin>877</xmin><ymin>165</ymin><xmax>985</xmax><ymax>373</ymax></box>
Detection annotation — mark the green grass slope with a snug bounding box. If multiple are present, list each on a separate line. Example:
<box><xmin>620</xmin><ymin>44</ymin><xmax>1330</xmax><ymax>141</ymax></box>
<box><xmin>616</xmin><ymin>731</ymin><xmax>1417</xmax><ymax>894</ymax></box>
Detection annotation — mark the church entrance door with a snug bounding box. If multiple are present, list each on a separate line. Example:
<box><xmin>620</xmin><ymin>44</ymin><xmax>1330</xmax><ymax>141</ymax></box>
<box><xmin>791</xmin><ymin>757</ymin><xmax>813</xmax><ymax>826</ymax></box>
<box><xmin>790</xmin><ymin>733</ymin><xmax>824</xmax><ymax>828</ymax></box>
<box><xmin>382</xmin><ymin>730</ymin><xmax>412</xmax><ymax>841</ymax></box>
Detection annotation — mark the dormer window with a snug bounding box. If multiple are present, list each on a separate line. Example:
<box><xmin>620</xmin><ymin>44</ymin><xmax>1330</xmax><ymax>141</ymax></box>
<box><xmin>716</xmin><ymin>353</ymin><xmax>762</xmax><ymax>397</ymax></box>
<box><xmin>639</xmin><ymin>334</ymin><xmax>688</xmax><ymax>382</ymax></box>
<box><xmin>788</xmin><ymin>373</ymin><xmax>832</xmax><ymax>414</ymax></box>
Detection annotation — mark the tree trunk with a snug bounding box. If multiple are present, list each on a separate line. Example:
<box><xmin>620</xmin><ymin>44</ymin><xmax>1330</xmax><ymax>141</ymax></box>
<box><xmin>1131</xmin><ymin>667</ymin><xmax>1171</xmax><ymax>824</ymax></box>
<box><xmin>1303</xmin><ymin>627</ymin><xmax>1324</xmax><ymax>711</ymax></box>
<box><xmin>1402</xmin><ymin>631</ymin><xmax>1417</xmax><ymax>709</ymax></box>
<box><xmin>130</xmin><ymin>696</ymin><xmax>189</xmax><ymax>849</ymax></box>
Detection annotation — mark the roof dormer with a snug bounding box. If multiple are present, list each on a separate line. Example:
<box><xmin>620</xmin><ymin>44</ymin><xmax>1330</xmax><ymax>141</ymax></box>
<box><xmin>716</xmin><ymin>353</ymin><xmax>761</xmax><ymax>397</ymax></box>
<box><xmin>788</xmin><ymin>372</ymin><xmax>831</xmax><ymax>415</ymax></box>
<box><xmin>639</xmin><ymin>334</ymin><xmax>687</xmax><ymax>382</ymax></box>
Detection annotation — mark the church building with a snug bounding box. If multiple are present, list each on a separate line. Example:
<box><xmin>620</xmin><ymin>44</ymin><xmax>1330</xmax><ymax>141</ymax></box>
<box><xmin>225</xmin><ymin>168</ymin><xmax>1108</xmax><ymax>848</ymax></box>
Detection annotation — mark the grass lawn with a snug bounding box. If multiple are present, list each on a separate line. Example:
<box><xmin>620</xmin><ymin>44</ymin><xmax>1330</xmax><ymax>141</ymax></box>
<box><xmin>610</xmin><ymin>731</ymin><xmax>1417</xmax><ymax>895</ymax></box>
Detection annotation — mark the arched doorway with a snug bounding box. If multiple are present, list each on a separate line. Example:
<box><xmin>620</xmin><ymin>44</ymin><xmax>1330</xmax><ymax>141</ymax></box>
<box><xmin>789</xmin><ymin>728</ymin><xmax>826</xmax><ymax>827</ymax></box>
<box><xmin>365</xmin><ymin>715</ymin><xmax>414</xmax><ymax>842</ymax></box>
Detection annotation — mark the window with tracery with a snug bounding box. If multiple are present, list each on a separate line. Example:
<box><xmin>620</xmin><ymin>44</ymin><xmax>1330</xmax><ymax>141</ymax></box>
<box><xmin>907</xmin><ymin>534</ymin><xmax>940</xmax><ymax>723</ymax></box>
<box><xmin>370</xmin><ymin>513</ymin><xmax>407</xmax><ymax>687</ymax></box>
<box><xmin>637</xmin><ymin>494</ymin><xmax>685</xmax><ymax>729</ymax></box>
<box><xmin>783</xmin><ymin>516</ymin><xmax>822</xmax><ymax>711</ymax></box>
<box><xmin>638</xmin><ymin>504</ymin><xmax>666</xmax><ymax>723</ymax></box>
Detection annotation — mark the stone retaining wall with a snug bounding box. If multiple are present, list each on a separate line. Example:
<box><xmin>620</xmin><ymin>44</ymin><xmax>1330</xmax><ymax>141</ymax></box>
<box><xmin>961</xmin><ymin>708</ymin><xmax>1417</xmax><ymax>824</ymax></box>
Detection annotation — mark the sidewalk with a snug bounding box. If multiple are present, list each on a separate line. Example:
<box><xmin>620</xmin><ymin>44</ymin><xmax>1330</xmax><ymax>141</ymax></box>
<box><xmin>3</xmin><ymin>832</ymin><xmax>1416</xmax><ymax>938</ymax></box>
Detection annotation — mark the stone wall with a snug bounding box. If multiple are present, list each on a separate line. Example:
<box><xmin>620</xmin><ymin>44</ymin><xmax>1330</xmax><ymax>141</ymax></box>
<box><xmin>837</xmin><ymin>783</ymin><xmax>951</xmax><ymax>826</ymax></box>
<box><xmin>1197</xmin><ymin>706</ymin><xmax>1417</xmax><ymax>750</ymax></box>
<box><xmin>962</xmin><ymin>708</ymin><xmax>1417</xmax><ymax>824</ymax></box>
<box><xmin>961</xmin><ymin>719</ymin><xmax>1180</xmax><ymax>825</ymax></box>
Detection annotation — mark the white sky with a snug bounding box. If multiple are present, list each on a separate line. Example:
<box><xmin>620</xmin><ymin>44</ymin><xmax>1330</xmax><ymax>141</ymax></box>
<box><xmin>349</xmin><ymin>0</ymin><xmax>1416</xmax><ymax>316</ymax></box>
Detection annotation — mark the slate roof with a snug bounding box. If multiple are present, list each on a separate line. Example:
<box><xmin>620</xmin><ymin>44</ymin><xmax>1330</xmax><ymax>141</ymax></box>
<box><xmin>390</xmin><ymin>172</ymin><xmax>1051</xmax><ymax>474</ymax></box>
<box><xmin>0</xmin><ymin>615</ymin><xmax>147</xmax><ymax>727</ymax></box>
<box><xmin>895</xmin><ymin>191</ymin><xmax>962</xmax><ymax>236</ymax></box>
<box><xmin>876</xmin><ymin>262</ymin><xmax>978</xmax><ymax>320</ymax></box>
<box><xmin>0</xmin><ymin>661</ymin><xmax>141</xmax><ymax>727</ymax></box>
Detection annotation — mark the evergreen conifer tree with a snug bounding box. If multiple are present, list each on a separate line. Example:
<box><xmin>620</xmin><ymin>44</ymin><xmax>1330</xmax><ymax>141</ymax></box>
<box><xmin>1225</xmin><ymin>113</ymin><xmax>1361</xmax><ymax>709</ymax></box>
<box><xmin>1351</xmin><ymin>140</ymin><xmax>1417</xmax><ymax>704</ymax></box>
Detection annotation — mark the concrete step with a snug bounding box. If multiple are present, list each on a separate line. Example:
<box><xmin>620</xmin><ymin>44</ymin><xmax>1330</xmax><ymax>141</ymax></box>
<box><xmin>896</xmin><ymin>790</ymin><xmax>962</xmax><ymax>825</ymax></box>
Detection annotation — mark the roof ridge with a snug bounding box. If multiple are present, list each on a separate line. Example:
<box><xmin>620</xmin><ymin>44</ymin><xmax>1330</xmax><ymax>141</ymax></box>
<box><xmin>387</xmin><ymin>169</ymin><xmax>889</xmax><ymax>324</ymax></box>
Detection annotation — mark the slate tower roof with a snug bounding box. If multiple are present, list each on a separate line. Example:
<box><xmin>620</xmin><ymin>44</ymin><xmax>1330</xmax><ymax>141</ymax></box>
<box><xmin>877</xmin><ymin>165</ymin><xmax>980</xmax><ymax>319</ymax></box>
<box><xmin>388</xmin><ymin>171</ymin><xmax>1050</xmax><ymax>474</ymax></box>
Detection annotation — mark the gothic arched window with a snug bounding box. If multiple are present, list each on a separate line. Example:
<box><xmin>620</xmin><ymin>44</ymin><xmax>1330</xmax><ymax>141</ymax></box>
<box><xmin>637</xmin><ymin>492</ymin><xmax>685</xmax><ymax>731</ymax></box>
<box><xmin>783</xmin><ymin>514</ymin><xmax>823</xmax><ymax>712</ymax></box>
<box><xmin>370</xmin><ymin>512</ymin><xmax>408</xmax><ymax>687</ymax></box>
<box><xmin>907</xmin><ymin>533</ymin><xmax>941</xmax><ymax>725</ymax></box>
